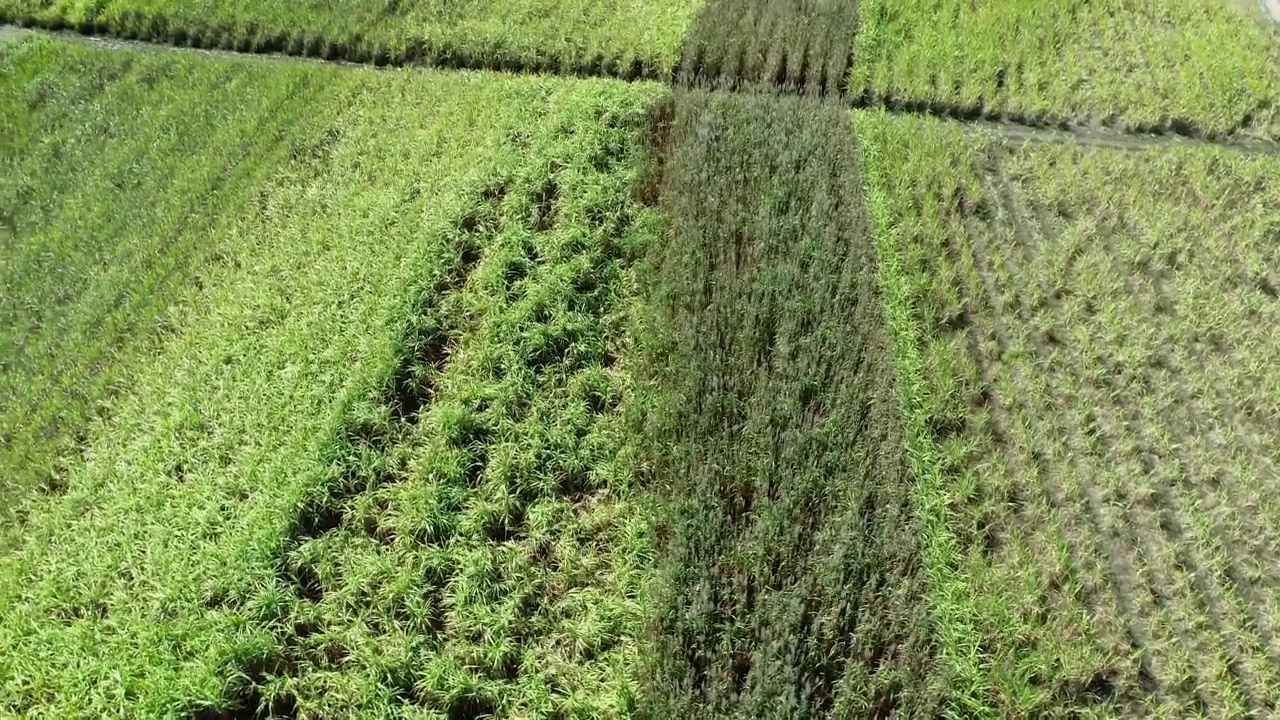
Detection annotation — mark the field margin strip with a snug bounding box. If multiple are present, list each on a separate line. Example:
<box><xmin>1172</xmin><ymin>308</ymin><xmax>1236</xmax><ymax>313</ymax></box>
<box><xmin>854</xmin><ymin>111</ymin><xmax>995</xmax><ymax>719</ymax></box>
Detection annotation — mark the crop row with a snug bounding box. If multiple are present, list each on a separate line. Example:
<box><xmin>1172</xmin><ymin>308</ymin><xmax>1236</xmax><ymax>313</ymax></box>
<box><xmin>852</xmin><ymin>0</ymin><xmax>1280</xmax><ymax>139</ymax></box>
<box><xmin>10</xmin><ymin>21</ymin><xmax>1280</xmax><ymax>718</ymax></box>
<box><xmin>248</xmin><ymin>103</ymin><xmax>668</xmax><ymax>718</ymax></box>
<box><xmin>0</xmin><ymin>37</ymin><xmax>337</xmax><ymax>550</ymax></box>
<box><xmin>674</xmin><ymin>0</ymin><xmax>858</xmax><ymax>98</ymax></box>
<box><xmin>10</xmin><ymin>0</ymin><xmax>1280</xmax><ymax>136</ymax></box>
<box><xmin>681</xmin><ymin>0</ymin><xmax>1280</xmax><ymax>139</ymax></box>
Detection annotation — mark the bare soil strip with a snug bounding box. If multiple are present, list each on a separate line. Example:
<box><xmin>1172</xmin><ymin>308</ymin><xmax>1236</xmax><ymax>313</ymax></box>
<box><xmin>7</xmin><ymin>24</ymin><xmax>1280</xmax><ymax>157</ymax></box>
<box><xmin>1264</xmin><ymin>0</ymin><xmax>1280</xmax><ymax>24</ymax></box>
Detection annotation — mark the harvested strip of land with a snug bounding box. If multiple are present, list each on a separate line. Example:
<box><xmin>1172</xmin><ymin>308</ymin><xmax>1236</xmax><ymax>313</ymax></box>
<box><xmin>860</xmin><ymin>110</ymin><xmax>1280</xmax><ymax>717</ymax></box>
<box><xmin>0</xmin><ymin>0</ymin><xmax>698</xmax><ymax>78</ymax></box>
<box><xmin>0</xmin><ymin>37</ymin><xmax>667</xmax><ymax>718</ymax></box>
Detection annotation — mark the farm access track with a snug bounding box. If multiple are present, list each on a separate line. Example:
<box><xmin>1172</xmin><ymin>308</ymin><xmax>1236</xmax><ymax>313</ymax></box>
<box><xmin>5</xmin><ymin>23</ymin><xmax>1280</xmax><ymax>158</ymax></box>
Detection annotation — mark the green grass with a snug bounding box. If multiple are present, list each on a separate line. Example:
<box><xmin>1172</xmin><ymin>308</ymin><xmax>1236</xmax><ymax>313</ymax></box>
<box><xmin>632</xmin><ymin>90</ymin><xmax>939</xmax><ymax>719</ymax></box>
<box><xmin>859</xmin><ymin>110</ymin><xmax>1280</xmax><ymax>717</ymax></box>
<box><xmin>0</xmin><ymin>0</ymin><xmax>699</xmax><ymax>78</ymax></box>
<box><xmin>852</xmin><ymin>0</ymin><xmax>1280</xmax><ymax>137</ymax></box>
<box><xmin>0</xmin><ymin>37</ymin><xmax>668</xmax><ymax>718</ymax></box>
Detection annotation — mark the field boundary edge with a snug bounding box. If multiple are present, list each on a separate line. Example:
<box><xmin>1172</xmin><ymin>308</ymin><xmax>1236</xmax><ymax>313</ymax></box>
<box><xmin>7</xmin><ymin>22</ymin><xmax>1280</xmax><ymax>157</ymax></box>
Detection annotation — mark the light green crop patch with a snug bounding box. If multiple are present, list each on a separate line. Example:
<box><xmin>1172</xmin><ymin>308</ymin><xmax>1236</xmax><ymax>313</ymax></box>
<box><xmin>859</xmin><ymin>109</ymin><xmax>1280</xmax><ymax>717</ymax></box>
<box><xmin>0</xmin><ymin>38</ymin><xmax>667</xmax><ymax>718</ymax></box>
<box><xmin>852</xmin><ymin>0</ymin><xmax>1280</xmax><ymax>138</ymax></box>
<box><xmin>0</xmin><ymin>35</ymin><xmax>336</xmax><ymax>543</ymax></box>
<box><xmin>0</xmin><ymin>0</ymin><xmax>701</xmax><ymax>77</ymax></box>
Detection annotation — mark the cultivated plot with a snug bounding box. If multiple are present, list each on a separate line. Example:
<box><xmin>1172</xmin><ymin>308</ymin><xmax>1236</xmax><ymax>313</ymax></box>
<box><xmin>635</xmin><ymin>91</ymin><xmax>938</xmax><ymax>718</ymax></box>
<box><xmin>0</xmin><ymin>35</ymin><xmax>341</xmax><ymax>545</ymax></box>
<box><xmin>861</xmin><ymin>112</ymin><xmax>1280</xmax><ymax>717</ymax></box>
<box><xmin>0</xmin><ymin>0</ymin><xmax>699</xmax><ymax>78</ymax></box>
<box><xmin>676</xmin><ymin>0</ymin><xmax>857</xmax><ymax>98</ymax></box>
<box><xmin>258</xmin><ymin>100</ymin><xmax>667</xmax><ymax>719</ymax></box>
<box><xmin>853</xmin><ymin>0</ymin><xmax>1280</xmax><ymax>138</ymax></box>
<box><xmin>0</xmin><ymin>38</ymin><xmax>667</xmax><ymax>718</ymax></box>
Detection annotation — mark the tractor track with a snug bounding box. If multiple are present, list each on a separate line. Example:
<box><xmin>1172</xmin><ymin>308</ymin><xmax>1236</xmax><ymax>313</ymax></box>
<box><xmin>6</xmin><ymin>23</ymin><xmax>1280</xmax><ymax>157</ymax></box>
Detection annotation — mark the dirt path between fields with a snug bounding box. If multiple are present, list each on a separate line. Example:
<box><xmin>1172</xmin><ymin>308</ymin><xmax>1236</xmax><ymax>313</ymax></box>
<box><xmin>0</xmin><ymin>25</ymin><xmax>26</xmax><ymax>43</ymax></box>
<box><xmin>1230</xmin><ymin>0</ymin><xmax>1280</xmax><ymax>24</ymax></box>
<box><xmin>6</xmin><ymin>24</ymin><xmax>1280</xmax><ymax>157</ymax></box>
<box><xmin>962</xmin><ymin>117</ymin><xmax>1280</xmax><ymax>156</ymax></box>
<box><xmin>1262</xmin><ymin>0</ymin><xmax>1280</xmax><ymax>24</ymax></box>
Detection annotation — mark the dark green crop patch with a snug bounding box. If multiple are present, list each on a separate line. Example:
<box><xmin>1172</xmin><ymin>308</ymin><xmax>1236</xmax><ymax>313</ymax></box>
<box><xmin>675</xmin><ymin>0</ymin><xmax>857</xmax><ymax>98</ymax></box>
<box><xmin>632</xmin><ymin>90</ymin><xmax>941</xmax><ymax>719</ymax></box>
